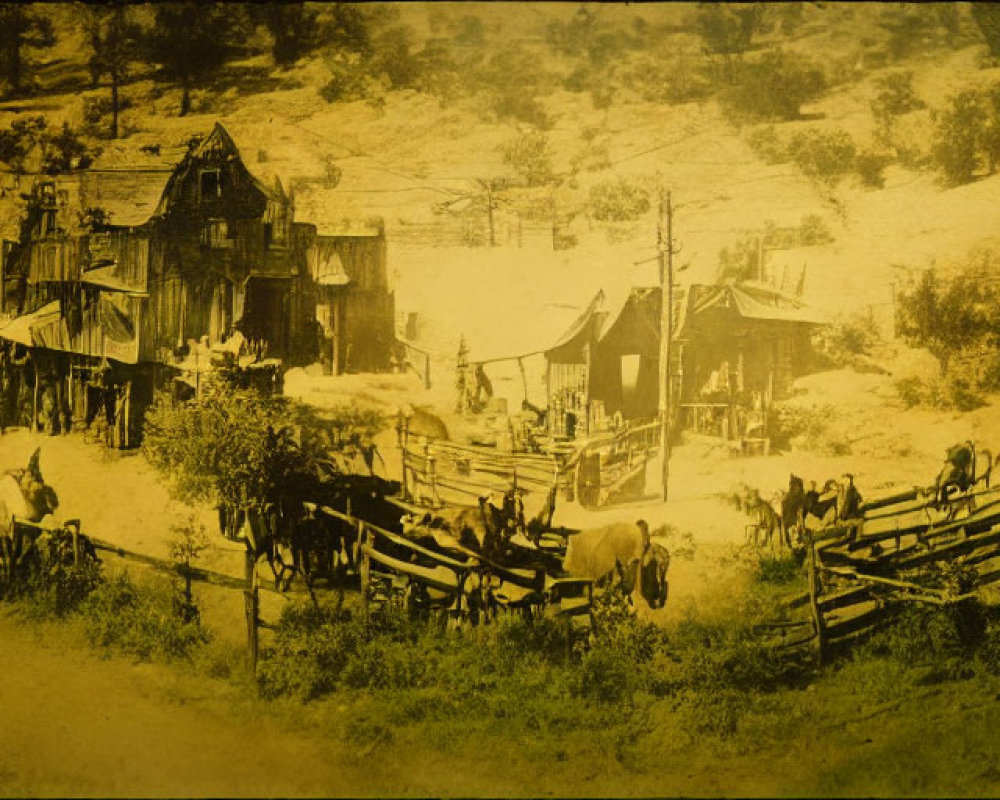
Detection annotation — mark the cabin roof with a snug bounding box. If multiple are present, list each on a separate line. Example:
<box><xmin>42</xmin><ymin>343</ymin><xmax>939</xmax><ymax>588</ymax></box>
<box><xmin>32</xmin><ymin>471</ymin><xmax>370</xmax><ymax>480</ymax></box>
<box><xmin>685</xmin><ymin>281</ymin><xmax>826</xmax><ymax>327</ymax></box>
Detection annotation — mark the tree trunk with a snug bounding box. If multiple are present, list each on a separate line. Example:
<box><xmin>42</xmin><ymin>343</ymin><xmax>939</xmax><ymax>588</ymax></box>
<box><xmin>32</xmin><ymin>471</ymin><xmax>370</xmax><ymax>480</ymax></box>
<box><xmin>10</xmin><ymin>44</ymin><xmax>22</xmax><ymax>96</ymax></box>
<box><xmin>111</xmin><ymin>79</ymin><xmax>119</xmax><ymax>139</ymax></box>
<box><xmin>180</xmin><ymin>82</ymin><xmax>191</xmax><ymax>117</ymax></box>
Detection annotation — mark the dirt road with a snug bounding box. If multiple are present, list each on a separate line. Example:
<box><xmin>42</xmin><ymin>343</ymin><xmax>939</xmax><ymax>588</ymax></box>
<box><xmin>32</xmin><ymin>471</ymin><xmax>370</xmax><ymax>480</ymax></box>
<box><xmin>0</xmin><ymin>614</ymin><xmax>377</xmax><ymax>798</ymax></box>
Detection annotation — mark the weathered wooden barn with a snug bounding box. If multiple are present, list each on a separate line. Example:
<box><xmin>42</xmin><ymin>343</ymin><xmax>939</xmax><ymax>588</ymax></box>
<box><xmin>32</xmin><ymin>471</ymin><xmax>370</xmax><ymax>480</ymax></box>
<box><xmin>544</xmin><ymin>281</ymin><xmax>823</xmax><ymax>441</ymax></box>
<box><xmin>0</xmin><ymin>123</ymin><xmax>395</xmax><ymax>447</ymax></box>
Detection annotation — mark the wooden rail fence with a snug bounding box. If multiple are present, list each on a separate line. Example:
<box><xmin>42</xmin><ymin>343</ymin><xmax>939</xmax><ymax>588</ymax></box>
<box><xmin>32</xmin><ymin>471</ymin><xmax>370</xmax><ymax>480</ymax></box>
<box><xmin>773</xmin><ymin>476</ymin><xmax>1000</xmax><ymax>663</ymax></box>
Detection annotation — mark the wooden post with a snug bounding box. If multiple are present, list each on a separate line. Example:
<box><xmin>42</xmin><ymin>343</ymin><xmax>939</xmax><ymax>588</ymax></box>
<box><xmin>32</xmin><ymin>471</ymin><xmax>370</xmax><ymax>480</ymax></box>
<box><xmin>658</xmin><ymin>190</ymin><xmax>676</xmax><ymax>501</ymax></box>
<box><xmin>427</xmin><ymin>446</ymin><xmax>439</xmax><ymax>506</ymax></box>
<box><xmin>359</xmin><ymin>522</ymin><xmax>370</xmax><ymax>624</ymax></box>
<box><xmin>244</xmin><ymin>548</ymin><xmax>259</xmax><ymax>676</ymax></box>
<box><xmin>69</xmin><ymin>521</ymin><xmax>80</xmax><ymax>568</ymax></box>
<box><xmin>424</xmin><ymin>352</ymin><xmax>431</xmax><ymax>390</ymax></box>
<box><xmin>332</xmin><ymin>293</ymin><xmax>341</xmax><ymax>376</ymax></box>
<box><xmin>806</xmin><ymin>533</ymin><xmax>825</xmax><ymax>667</ymax></box>
<box><xmin>517</xmin><ymin>357</ymin><xmax>528</xmax><ymax>405</ymax></box>
<box><xmin>587</xmin><ymin>580</ymin><xmax>595</xmax><ymax>629</ymax></box>
<box><xmin>31</xmin><ymin>361</ymin><xmax>38</xmax><ymax>435</ymax></box>
<box><xmin>400</xmin><ymin>416</ymin><xmax>410</xmax><ymax>501</ymax></box>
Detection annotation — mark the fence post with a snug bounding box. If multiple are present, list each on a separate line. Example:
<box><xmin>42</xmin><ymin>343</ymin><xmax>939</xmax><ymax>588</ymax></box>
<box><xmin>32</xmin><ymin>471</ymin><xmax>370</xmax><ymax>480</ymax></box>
<box><xmin>807</xmin><ymin>533</ymin><xmax>825</xmax><ymax>667</ymax></box>
<box><xmin>424</xmin><ymin>352</ymin><xmax>431</xmax><ymax>390</ymax></box>
<box><xmin>426</xmin><ymin>443</ymin><xmax>439</xmax><ymax>506</ymax></box>
<box><xmin>359</xmin><ymin>522</ymin><xmax>370</xmax><ymax>624</ymax></box>
<box><xmin>244</xmin><ymin>548</ymin><xmax>259</xmax><ymax>676</ymax></box>
<box><xmin>400</xmin><ymin>417</ymin><xmax>410</xmax><ymax>501</ymax></box>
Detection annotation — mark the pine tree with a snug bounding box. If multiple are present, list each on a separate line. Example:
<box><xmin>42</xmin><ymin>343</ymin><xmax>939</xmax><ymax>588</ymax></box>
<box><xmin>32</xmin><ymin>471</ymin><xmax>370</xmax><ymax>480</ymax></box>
<box><xmin>140</xmin><ymin>3</ymin><xmax>242</xmax><ymax>116</ymax></box>
<box><xmin>0</xmin><ymin>4</ymin><xmax>55</xmax><ymax>98</ymax></box>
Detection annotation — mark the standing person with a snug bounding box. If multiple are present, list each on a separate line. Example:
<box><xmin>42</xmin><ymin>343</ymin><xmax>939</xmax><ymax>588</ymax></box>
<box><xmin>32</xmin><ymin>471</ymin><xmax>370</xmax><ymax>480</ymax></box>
<box><xmin>0</xmin><ymin>346</ymin><xmax>10</xmax><ymax>435</ymax></box>
<box><xmin>838</xmin><ymin>473</ymin><xmax>863</xmax><ymax>520</ymax></box>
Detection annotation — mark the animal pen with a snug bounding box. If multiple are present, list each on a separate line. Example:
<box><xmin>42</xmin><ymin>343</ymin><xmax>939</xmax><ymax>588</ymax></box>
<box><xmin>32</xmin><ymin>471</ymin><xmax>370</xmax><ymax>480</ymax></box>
<box><xmin>760</xmin><ymin>446</ymin><xmax>1000</xmax><ymax>664</ymax></box>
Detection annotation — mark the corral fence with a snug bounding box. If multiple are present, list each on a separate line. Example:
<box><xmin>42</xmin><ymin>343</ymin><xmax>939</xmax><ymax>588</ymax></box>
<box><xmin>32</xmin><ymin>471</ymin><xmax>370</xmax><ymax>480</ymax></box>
<box><xmin>314</xmin><ymin>502</ymin><xmax>594</xmax><ymax>629</ymax></box>
<box><xmin>399</xmin><ymin>423</ymin><xmax>563</xmax><ymax>508</ymax></box>
<box><xmin>765</xmin><ymin>454</ymin><xmax>1000</xmax><ymax>664</ymax></box>
<box><xmin>571</xmin><ymin>420</ymin><xmax>660</xmax><ymax>508</ymax></box>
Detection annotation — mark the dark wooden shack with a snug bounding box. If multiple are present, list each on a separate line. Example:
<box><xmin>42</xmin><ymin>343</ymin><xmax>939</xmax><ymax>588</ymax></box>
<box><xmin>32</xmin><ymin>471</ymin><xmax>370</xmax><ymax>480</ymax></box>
<box><xmin>544</xmin><ymin>281</ymin><xmax>823</xmax><ymax>442</ymax></box>
<box><xmin>545</xmin><ymin>287</ymin><xmax>660</xmax><ymax>437</ymax></box>
<box><xmin>675</xmin><ymin>281</ymin><xmax>824</xmax><ymax>441</ymax></box>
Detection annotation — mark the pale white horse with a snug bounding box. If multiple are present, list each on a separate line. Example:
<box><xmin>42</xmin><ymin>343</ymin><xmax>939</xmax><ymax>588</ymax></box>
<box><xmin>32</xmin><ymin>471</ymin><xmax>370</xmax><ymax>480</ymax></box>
<box><xmin>0</xmin><ymin>448</ymin><xmax>59</xmax><ymax>584</ymax></box>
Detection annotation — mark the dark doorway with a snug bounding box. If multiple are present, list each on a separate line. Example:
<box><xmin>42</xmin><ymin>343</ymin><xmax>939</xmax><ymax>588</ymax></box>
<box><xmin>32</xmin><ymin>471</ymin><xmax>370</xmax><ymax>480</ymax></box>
<box><xmin>239</xmin><ymin>278</ymin><xmax>290</xmax><ymax>360</ymax></box>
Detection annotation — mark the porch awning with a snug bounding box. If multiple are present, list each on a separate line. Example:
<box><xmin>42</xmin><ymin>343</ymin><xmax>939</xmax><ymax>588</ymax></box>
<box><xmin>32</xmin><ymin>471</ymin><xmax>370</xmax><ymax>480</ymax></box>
<box><xmin>80</xmin><ymin>265</ymin><xmax>149</xmax><ymax>296</ymax></box>
<box><xmin>0</xmin><ymin>301</ymin><xmax>63</xmax><ymax>347</ymax></box>
<box><xmin>309</xmin><ymin>246</ymin><xmax>351</xmax><ymax>287</ymax></box>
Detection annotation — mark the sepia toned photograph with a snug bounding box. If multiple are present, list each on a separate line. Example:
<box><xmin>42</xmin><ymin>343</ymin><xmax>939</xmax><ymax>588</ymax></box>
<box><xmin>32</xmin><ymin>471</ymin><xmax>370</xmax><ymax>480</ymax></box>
<box><xmin>2</xmin><ymin>1</ymin><xmax>1000</xmax><ymax>797</ymax></box>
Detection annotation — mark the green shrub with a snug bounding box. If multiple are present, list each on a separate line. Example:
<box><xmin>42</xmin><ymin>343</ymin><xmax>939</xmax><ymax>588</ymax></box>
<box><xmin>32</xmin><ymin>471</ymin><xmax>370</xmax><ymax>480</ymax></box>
<box><xmin>588</xmin><ymin>177</ymin><xmax>651</xmax><ymax>222</ymax></box>
<box><xmin>501</xmin><ymin>131</ymin><xmax>555</xmax><ymax>187</ymax></box>
<box><xmin>931</xmin><ymin>90</ymin><xmax>992</xmax><ymax>185</ymax></box>
<box><xmin>812</xmin><ymin>314</ymin><xmax>881</xmax><ymax>366</ymax></box>
<box><xmin>894</xmin><ymin>374</ymin><xmax>986</xmax><ymax>412</ymax></box>
<box><xmin>895</xmin><ymin>375</ymin><xmax>925</xmax><ymax>409</ymax></box>
<box><xmin>787</xmin><ymin>129</ymin><xmax>858</xmax><ymax>186</ymax></box>
<box><xmin>745</xmin><ymin>126</ymin><xmax>788</xmax><ymax>164</ymax></box>
<box><xmin>766</xmin><ymin>403</ymin><xmax>831</xmax><ymax>452</ymax></box>
<box><xmin>754</xmin><ymin>553</ymin><xmax>803</xmax><ymax>586</ymax></box>
<box><xmin>82</xmin><ymin>571</ymin><xmax>209</xmax><ymax>661</ymax></box>
<box><xmin>17</xmin><ymin>558</ymin><xmax>103</xmax><ymax>619</ymax></box>
<box><xmin>871</xmin><ymin>71</ymin><xmax>925</xmax><ymax>119</ymax></box>
<box><xmin>724</xmin><ymin>50</ymin><xmax>827</xmax><ymax>121</ymax></box>
<box><xmin>797</xmin><ymin>213</ymin><xmax>834</xmax><ymax>246</ymax></box>
<box><xmin>856</xmin><ymin>148</ymin><xmax>893</xmax><ymax>188</ymax></box>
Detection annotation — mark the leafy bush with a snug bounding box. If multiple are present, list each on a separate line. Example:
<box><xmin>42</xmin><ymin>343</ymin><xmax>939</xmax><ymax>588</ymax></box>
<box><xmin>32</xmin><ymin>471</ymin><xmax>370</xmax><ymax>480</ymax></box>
<box><xmin>812</xmin><ymin>313</ymin><xmax>880</xmax><ymax>366</ymax></box>
<box><xmin>671</xmin><ymin>616</ymin><xmax>799</xmax><ymax>694</ymax></box>
<box><xmin>787</xmin><ymin>129</ymin><xmax>857</xmax><ymax>187</ymax></box>
<box><xmin>0</xmin><ymin>117</ymin><xmax>97</xmax><ymax>174</ymax></box>
<box><xmin>895</xmin><ymin>374</ymin><xmax>986</xmax><ymax>412</ymax></box>
<box><xmin>932</xmin><ymin>90</ymin><xmax>991</xmax><ymax>185</ymax></box>
<box><xmin>855</xmin><ymin>148</ymin><xmax>892</xmax><ymax>188</ymax></box>
<box><xmin>16</xmin><ymin>556</ymin><xmax>103</xmax><ymax>619</ymax></box>
<box><xmin>629</xmin><ymin>53</ymin><xmax>713</xmax><ymax>105</ymax></box>
<box><xmin>796</xmin><ymin>213</ymin><xmax>834</xmax><ymax>246</ymax></box>
<box><xmin>83</xmin><ymin>571</ymin><xmax>209</xmax><ymax>661</ymax></box>
<box><xmin>724</xmin><ymin>50</ymin><xmax>827</xmax><ymax>121</ymax></box>
<box><xmin>144</xmin><ymin>384</ymin><xmax>381</xmax><ymax>516</ymax></box>
<box><xmin>588</xmin><ymin>177</ymin><xmax>651</xmax><ymax>222</ymax></box>
<box><xmin>320</xmin><ymin>53</ymin><xmax>389</xmax><ymax>106</ymax></box>
<box><xmin>745</xmin><ymin>125</ymin><xmax>788</xmax><ymax>164</ymax></box>
<box><xmin>754</xmin><ymin>553</ymin><xmax>803</xmax><ymax>586</ymax></box>
<box><xmin>766</xmin><ymin>403</ymin><xmax>832</xmax><ymax>452</ymax></box>
<box><xmin>896</xmin><ymin>261</ymin><xmax>1000</xmax><ymax>397</ymax></box>
<box><xmin>871</xmin><ymin>70</ymin><xmax>925</xmax><ymax>119</ymax></box>
<box><xmin>866</xmin><ymin>602</ymin><xmax>985</xmax><ymax>675</ymax></box>
<box><xmin>501</xmin><ymin>132</ymin><xmax>555</xmax><ymax>188</ymax></box>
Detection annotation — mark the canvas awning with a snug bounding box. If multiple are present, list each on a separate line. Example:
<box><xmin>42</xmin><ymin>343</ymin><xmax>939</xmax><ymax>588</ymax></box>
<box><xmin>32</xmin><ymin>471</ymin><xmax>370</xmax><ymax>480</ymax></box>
<box><xmin>0</xmin><ymin>301</ymin><xmax>63</xmax><ymax>347</ymax></box>
<box><xmin>80</xmin><ymin>265</ymin><xmax>149</xmax><ymax>295</ymax></box>
<box><xmin>308</xmin><ymin>242</ymin><xmax>351</xmax><ymax>287</ymax></box>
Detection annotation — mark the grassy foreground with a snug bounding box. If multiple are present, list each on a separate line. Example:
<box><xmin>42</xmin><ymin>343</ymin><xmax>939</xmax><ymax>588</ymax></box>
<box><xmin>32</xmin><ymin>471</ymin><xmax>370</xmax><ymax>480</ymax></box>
<box><xmin>7</xmin><ymin>555</ymin><xmax>1000</xmax><ymax>797</ymax></box>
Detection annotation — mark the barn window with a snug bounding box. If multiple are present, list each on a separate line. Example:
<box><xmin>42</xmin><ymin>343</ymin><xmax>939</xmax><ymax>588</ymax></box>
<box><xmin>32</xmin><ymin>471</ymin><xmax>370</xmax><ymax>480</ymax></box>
<box><xmin>200</xmin><ymin>169</ymin><xmax>221</xmax><ymax>200</ymax></box>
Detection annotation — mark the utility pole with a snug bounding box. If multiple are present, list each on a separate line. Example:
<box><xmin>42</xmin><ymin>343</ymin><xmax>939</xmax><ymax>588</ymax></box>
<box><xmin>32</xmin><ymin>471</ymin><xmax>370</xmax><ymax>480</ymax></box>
<box><xmin>658</xmin><ymin>189</ymin><xmax>679</xmax><ymax>502</ymax></box>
